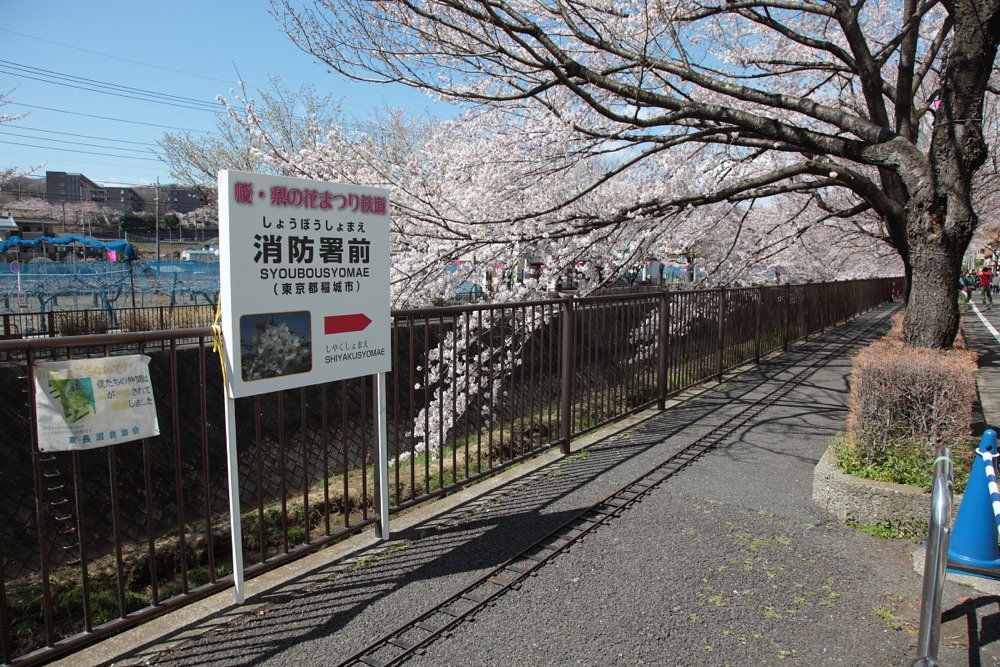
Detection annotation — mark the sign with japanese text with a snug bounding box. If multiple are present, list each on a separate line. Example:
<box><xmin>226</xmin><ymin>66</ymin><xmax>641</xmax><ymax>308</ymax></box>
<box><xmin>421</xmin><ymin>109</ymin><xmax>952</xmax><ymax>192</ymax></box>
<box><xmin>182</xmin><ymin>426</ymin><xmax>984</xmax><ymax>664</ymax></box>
<box><xmin>33</xmin><ymin>355</ymin><xmax>159</xmax><ymax>452</ymax></box>
<box><xmin>218</xmin><ymin>170</ymin><xmax>392</xmax><ymax>398</ymax></box>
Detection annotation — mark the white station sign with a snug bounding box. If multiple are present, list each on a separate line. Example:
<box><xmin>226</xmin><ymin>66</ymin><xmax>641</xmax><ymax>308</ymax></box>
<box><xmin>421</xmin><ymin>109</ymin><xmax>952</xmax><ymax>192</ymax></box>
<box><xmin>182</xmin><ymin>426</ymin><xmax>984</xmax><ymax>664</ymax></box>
<box><xmin>219</xmin><ymin>170</ymin><xmax>391</xmax><ymax>398</ymax></box>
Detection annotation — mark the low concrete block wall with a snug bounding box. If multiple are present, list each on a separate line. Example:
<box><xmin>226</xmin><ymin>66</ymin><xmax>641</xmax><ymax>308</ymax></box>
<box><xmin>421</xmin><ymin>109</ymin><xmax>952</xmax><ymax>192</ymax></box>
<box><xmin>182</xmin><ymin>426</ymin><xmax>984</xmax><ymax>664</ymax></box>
<box><xmin>812</xmin><ymin>445</ymin><xmax>957</xmax><ymax>531</ymax></box>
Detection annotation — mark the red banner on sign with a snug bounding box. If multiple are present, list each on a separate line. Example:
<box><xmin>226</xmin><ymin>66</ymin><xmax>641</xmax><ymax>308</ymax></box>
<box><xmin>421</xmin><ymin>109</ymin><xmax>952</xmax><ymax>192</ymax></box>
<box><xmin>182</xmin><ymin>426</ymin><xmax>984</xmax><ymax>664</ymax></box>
<box><xmin>324</xmin><ymin>313</ymin><xmax>372</xmax><ymax>335</ymax></box>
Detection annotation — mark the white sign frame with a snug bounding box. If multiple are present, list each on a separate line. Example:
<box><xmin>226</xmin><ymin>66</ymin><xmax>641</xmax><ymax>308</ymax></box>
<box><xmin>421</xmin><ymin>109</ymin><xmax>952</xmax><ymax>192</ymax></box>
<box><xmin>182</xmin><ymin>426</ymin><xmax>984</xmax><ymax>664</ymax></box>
<box><xmin>218</xmin><ymin>170</ymin><xmax>392</xmax><ymax>399</ymax></box>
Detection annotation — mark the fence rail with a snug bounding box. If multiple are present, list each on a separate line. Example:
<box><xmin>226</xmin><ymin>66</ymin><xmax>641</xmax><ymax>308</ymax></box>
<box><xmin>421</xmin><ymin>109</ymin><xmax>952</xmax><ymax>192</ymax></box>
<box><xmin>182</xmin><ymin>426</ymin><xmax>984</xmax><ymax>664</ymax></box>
<box><xmin>0</xmin><ymin>304</ymin><xmax>216</xmax><ymax>340</ymax></box>
<box><xmin>0</xmin><ymin>278</ymin><xmax>898</xmax><ymax>665</ymax></box>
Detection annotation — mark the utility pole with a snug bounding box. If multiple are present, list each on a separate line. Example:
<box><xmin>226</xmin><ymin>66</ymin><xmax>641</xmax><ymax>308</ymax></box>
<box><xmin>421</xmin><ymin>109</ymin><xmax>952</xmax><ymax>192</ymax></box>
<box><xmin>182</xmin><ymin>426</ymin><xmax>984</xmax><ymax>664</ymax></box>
<box><xmin>155</xmin><ymin>179</ymin><xmax>160</xmax><ymax>263</ymax></box>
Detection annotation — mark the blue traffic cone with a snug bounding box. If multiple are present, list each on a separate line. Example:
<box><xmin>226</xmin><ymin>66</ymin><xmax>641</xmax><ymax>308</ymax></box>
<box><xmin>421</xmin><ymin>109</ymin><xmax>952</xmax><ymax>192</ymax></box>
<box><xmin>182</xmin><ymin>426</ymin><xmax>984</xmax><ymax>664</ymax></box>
<box><xmin>947</xmin><ymin>429</ymin><xmax>1000</xmax><ymax>573</ymax></box>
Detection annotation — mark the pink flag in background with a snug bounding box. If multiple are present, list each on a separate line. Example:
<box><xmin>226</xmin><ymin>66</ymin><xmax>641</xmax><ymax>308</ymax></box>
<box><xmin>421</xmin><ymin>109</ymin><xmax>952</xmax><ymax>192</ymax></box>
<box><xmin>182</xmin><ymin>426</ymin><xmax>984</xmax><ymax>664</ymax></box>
<box><xmin>107</xmin><ymin>250</ymin><xmax>117</xmax><ymax>262</ymax></box>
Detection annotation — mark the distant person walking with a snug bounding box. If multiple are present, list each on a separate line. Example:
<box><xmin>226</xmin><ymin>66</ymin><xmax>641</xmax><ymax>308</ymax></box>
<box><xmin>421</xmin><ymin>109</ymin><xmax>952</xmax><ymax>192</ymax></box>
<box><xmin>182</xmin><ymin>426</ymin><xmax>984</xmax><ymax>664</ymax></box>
<box><xmin>961</xmin><ymin>273</ymin><xmax>972</xmax><ymax>301</ymax></box>
<box><xmin>979</xmin><ymin>267</ymin><xmax>994</xmax><ymax>307</ymax></box>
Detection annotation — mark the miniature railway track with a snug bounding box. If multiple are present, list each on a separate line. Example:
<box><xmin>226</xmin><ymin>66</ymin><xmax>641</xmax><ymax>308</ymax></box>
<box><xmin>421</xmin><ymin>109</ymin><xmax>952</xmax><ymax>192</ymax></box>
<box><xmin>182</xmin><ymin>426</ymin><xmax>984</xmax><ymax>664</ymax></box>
<box><xmin>336</xmin><ymin>306</ymin><xmax>900</xmax><ymax>667</ymax></box>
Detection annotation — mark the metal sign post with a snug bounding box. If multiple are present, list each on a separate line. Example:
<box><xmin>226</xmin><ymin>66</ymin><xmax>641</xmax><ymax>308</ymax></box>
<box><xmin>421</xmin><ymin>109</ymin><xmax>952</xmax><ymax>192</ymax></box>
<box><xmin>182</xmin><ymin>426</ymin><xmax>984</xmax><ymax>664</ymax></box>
<box><xmin>223</xmin><ymin>391</ymin><xmax>246</xmax><ymax>603</ymax></box>
<box><xmin>376</xmin><ymin>372</ymin><xmax>390</xmax><ymax>540</ymax></box>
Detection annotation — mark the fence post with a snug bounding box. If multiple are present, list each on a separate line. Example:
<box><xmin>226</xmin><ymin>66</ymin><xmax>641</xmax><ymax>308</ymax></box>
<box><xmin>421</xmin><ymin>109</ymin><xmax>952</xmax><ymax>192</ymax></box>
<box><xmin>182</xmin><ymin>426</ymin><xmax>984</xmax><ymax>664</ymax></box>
<box><xmin>716</xmin><ymin>289</ymin><xmax>726</xmax><ymax>383</ymax></box>
<box><xmin>26</xmin><ymin>348</ymin><xmax>56</xmax><ymax>646</ymax></box>
<box><xmin>559</xmin><ymin>296</ymin><xmax>576</xmax><ymax>455</ymax></box>
<box><xmin>657</xmin><ymin>291</ymin><xmax>670</xmax><ymax>410</ymax></box>
<box><xmin>782</xmin><ymin>285</ymin><xmax>791</xmax><ymax>352</ymax></box>
<box><xmin>804</xmin><ymin>284</ymin><xmax>811</xmax><ymax>342</ymax></box>
<box><xmin>46</xmin><ymin>310</ymin><xmax>56</xmax><ymax>337</ymax></box>
<box><xmin>753</xmin><ymin>286</ymin><xmax>763</xmax><ymax>365</ymax></box>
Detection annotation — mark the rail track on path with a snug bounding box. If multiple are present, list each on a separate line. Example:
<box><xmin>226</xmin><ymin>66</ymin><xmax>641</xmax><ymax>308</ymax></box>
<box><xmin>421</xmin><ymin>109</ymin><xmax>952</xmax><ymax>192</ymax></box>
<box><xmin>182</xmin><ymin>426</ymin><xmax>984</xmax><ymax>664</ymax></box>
<box><xmin>337</xmin><ymin>306</ymin><xmax>900</xmax><ymax>667</ymax></box>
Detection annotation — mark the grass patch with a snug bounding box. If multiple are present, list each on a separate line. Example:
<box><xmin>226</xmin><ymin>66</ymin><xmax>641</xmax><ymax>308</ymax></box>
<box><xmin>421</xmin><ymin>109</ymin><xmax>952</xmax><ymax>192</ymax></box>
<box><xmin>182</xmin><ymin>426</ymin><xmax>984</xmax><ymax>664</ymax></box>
<box><xmin>345</xmin><ymin>544</ymin><xmax>410</xmax><ymax>573</ymax></box>
<box><xmin>831</xmin><ymin>432</ymin><xmax>973</xmax><ymax>494</ymax></box>
<box><xmin>846</xmin><ymin>516</ymin><xmax>925</xmax><ymax>540</ymax></box>
<box><xmin>872</xmin><ymin>598</ymin><xmax>905</xmax><ymax>631</ymax></box>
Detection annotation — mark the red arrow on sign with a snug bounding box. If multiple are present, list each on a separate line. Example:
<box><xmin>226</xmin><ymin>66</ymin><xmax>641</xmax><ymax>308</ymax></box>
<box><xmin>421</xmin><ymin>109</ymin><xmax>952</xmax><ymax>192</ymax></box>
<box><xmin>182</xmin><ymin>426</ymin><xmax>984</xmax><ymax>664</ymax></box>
<box><xmin>324</xmin><ymin>313</ymin><xmax>372</xmax><ymax>335</ymax></box>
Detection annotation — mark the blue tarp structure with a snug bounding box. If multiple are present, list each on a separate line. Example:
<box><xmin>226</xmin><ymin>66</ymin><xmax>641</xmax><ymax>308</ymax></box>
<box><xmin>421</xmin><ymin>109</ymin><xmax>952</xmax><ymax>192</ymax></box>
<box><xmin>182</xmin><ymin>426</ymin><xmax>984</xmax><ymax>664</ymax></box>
<box><xmin>0</xmin><ymin>235</ymin><xmax>138</xmax><ymax>261</ymax></box>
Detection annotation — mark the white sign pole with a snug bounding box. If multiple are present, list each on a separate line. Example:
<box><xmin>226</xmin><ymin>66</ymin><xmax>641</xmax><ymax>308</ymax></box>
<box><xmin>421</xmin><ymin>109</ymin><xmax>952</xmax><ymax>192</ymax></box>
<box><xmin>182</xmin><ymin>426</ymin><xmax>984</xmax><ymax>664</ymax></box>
<box><xmin>223</xmin><ymin>392</ymin><xmax>246</xmax><ymax>604</ymax></box>
<box><xmin>216</xmin><ymin>330</ymin><xmax>245</xmax><ymax>604</ymax></box>
<box><xmin>376</xmin><ymin>371</ymin><xmax>390</xmax><ymax>540</ymax></box>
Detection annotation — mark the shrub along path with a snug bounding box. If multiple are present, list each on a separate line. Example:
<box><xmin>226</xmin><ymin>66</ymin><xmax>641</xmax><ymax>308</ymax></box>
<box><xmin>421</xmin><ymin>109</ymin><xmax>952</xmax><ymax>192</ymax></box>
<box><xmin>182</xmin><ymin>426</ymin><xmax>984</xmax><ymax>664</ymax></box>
<box><xmin>62</xmin><ymin>303</ymin><xmax>1000</xmax><ymax>667</ymax></box>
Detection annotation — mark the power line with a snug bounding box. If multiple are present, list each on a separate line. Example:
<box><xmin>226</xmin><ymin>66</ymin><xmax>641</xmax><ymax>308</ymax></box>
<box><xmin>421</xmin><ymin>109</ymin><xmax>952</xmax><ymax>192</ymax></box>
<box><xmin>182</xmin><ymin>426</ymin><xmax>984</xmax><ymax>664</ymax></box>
<box><xmin>0</xmin><ymin>60</ymin><xmax>225</xmax><ymax>113</ymax></box>
<box><xmin>9</xmin><ymin>101</ymin><xmax>376</xmax><ymax>141</ymax></box>
<box><xmin>8</xmin><ymin>103</ymin><xmax>212</xmax><ymax>133</ymax></box>
<box><xmin>0</xmin><ymin>60</ymin><xmax>357</xmax><ymax>131</ymax></box>
<box><xmin>0</xmin><ymin>139</ymin><xmax>163</xmax><ymax>162</ymax></box>
<box><xmin>0</xmin><ymin>27</ymin><xmax>403</xmax><ymax>115</ymax></box>
<box><xmin>0</xmin><ymin>69</ymin><xmax>221</xmax><ymax>114</ymax></box>
<box><xmin>0</xmin><ymin>27</ymin><xmax>235</xmax><ymax>85</ymax></box>
<box><xmin>0</xmin><ymin>125</ymin><xmax>160</xmax><ymax>146</ymax></box>
<box><xmin>0</xmin><ymin>129</ymin><xmax>158</xmax><ymax>154</ymax></box>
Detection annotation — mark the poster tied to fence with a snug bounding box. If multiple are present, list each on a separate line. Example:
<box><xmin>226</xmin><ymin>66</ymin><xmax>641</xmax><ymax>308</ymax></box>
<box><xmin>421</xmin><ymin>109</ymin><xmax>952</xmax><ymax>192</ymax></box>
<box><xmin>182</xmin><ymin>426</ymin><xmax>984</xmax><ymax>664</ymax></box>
<box><xmin>33</xmin><ymin>355</ymin><xmax>159</xmax><ymax>452</ymax></box>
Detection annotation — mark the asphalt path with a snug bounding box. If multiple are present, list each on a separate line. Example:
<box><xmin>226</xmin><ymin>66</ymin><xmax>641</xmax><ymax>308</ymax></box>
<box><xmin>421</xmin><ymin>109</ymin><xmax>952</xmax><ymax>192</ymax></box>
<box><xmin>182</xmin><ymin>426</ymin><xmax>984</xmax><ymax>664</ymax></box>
<box><xmin>79</xmin><ymin>302</ymin><xmax>1000</xmax><ymax>666</ymax></box>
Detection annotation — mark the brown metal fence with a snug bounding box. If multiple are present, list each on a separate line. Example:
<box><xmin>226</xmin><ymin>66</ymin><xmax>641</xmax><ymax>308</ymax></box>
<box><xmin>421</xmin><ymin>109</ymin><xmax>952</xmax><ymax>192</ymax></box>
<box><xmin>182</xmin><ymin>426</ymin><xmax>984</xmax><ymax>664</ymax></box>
<box><xmin>0</xmin><ymin>278</ymin><xmax>897</xmax><ymax>665</ymax></box>
<box><xmin>0</xmin><ymin>304</ymin><xmax>216</xmax><ymax>340</ymax></box>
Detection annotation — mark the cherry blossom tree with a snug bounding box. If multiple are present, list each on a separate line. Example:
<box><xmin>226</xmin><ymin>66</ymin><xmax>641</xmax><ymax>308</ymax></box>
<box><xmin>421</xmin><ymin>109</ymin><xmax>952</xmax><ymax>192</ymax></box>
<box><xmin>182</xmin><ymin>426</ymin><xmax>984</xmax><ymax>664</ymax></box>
<box><xmin>3</xmin><ymin>196</ymin><xmax>119</xmax><ymax>235</ymax></box>
<box><xmin>223</xmin><ymin>89</ymin><xmax>891</xmax><ymax>306</ymax></box>
<box><xmin>945</xmin><ymin>89</ymin><xmax>1000</xmax><ymax>266</ymax></box>
<box><xmin>177</xmin><ymin>198</ymin><xmax>219</xmax><ymax>232</ymax></box>
<box><xmin>0</xmin><ymin>90</ymin><xmax>30</xmax><ymax>184</ymax></box>
<box><xmin>272</xmin><ymin>0</ymin><xmax>999</xmax><ymax>349</ymax></box>
<box><xmin>156</xmin><ymin>77</ymin><xmax>342</xmax><ymax>187</ymax></box>
<box><xmin>217</xmin><ymin>79</ymin><xmax>903</xmax><ymax>460</ymax></box>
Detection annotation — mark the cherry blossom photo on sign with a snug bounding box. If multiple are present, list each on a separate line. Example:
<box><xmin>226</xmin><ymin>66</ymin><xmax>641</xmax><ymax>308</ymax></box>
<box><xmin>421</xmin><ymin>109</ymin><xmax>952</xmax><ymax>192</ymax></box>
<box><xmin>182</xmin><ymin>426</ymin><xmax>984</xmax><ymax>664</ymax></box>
<box><xmin>239</xmin><ymin>310</ymin><xmax>313</xmax><ymax>381</ymax></box>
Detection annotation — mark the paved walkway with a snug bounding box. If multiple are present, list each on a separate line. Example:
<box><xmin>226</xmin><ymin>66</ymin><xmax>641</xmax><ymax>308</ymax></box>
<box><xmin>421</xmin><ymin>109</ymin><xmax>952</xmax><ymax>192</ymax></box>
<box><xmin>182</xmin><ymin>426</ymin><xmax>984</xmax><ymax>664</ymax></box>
<box><xmin>62</xmin><ymin>302</ymin><xmax>1000</xmax><ymax>666</ymax></box>
<box><xmin>967</xmin><ymin>300</ymin><xmax>1000</xmax><ymax>436</ymax></box>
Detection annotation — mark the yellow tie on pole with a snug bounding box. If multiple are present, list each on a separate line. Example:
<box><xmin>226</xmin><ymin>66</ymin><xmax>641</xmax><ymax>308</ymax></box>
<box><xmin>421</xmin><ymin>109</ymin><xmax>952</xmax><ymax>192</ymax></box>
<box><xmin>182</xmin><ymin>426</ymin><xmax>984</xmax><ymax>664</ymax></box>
<box><xmin>211</xmin><ymin>298</ymin><xmax>233</xmax><ymax>398</ymax></box>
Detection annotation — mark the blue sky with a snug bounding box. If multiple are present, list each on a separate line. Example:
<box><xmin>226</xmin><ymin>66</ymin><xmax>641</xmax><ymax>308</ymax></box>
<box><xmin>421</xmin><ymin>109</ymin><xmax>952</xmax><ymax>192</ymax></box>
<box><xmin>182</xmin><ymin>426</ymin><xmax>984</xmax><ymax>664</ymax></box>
<box><xmin>0</xmin><ymin>1</ymin><xmax>445</xmax><ymax>187</ymax></box>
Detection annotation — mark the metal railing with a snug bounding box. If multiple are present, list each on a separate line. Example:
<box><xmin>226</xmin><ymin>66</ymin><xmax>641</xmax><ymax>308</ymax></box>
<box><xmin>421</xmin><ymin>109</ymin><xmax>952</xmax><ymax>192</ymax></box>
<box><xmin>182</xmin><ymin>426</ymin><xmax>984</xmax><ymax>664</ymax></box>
<box><xmin>0</xmin><ymin>278</ymin><xmax>897</xmax><ymax>665</ymax></box>
<box><xmin>0</xmin><ymin>304</ymin><xmax>216</xmax><ymax>340</ymax></box>
<box><xmin>912</xmin><ymin>447</ymin><xmax>953</xmax><ymax>667</ymax></box>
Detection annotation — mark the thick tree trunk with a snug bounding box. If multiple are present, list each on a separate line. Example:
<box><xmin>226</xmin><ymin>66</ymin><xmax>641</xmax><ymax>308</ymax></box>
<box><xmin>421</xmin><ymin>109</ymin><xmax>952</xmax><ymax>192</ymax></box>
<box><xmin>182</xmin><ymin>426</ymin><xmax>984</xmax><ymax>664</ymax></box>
<box><xmin>902</xmin><ymin>233</ymin><xmax>963</xmax><ymax>348</ymax></box>
<box><xmin>900</xmin><ymin>261</ymin><xmax>913</xmax><ymax>305</ymax></box>
<box><xmin>902</xmin><ymin>184</ymin><xmax>977</xmax><ymax>348</ymax></box>
<box><xmin>899</xmin><ymin>0</ymin><xmax>1000</xmax><ymax>349</ymax></box>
